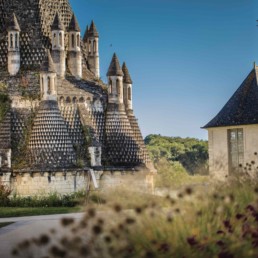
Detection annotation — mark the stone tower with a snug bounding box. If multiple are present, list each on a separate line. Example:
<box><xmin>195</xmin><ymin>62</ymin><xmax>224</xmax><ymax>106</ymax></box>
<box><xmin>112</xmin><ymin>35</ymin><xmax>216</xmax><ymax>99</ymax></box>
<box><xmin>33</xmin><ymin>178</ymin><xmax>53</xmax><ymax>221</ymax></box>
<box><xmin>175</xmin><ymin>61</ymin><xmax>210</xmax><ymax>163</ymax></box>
<box><xmin>51</xmin><ymin>13</ymin><xmax>66</xmax><ymax>78</ymax></box>
<box><xmin>67</xmin><ymin>13</ymin><xmax>82</xmax><ymax>79</ymax></box>
<box><xmin>7</xmin><ymin>13</ymin><xmax>21</xmax><ymax>76</ymax></box>
<box><xmin>122</xmin><ymin>62</ymin><xmax>133</xmax><ymax>111</ymax></box>
<box><xmin>86</xmin><ymin>21</ymin><xmax>100</xmax><ymax>78</ymax></box>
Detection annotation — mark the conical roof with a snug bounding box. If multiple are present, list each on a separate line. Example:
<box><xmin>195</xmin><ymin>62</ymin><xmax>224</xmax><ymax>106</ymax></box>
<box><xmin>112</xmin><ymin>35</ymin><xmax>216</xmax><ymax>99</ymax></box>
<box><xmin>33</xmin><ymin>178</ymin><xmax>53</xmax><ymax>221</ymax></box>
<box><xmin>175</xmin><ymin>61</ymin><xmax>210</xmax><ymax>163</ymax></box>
<box><xmin>122</xmin><ymin>62</ymin><xmax>133</xmax><ymax>84</ymax></box>
<box><xmin>83</xmin><ymin>25</ymin><xmax>89</xmax><ymax>42</ymax></box>
<box><xmin>41</xmin><ymin>51</ymin><xmax>56</xmax><ymax>73</ymax></box>
<box><xmin>88</xmin><ymin>20</ymin><xmax>99</xmax><ymax>37</ymax></box>
<box><xmin>107</xmin><ymin>53</ymin><xmax>124</xmax><ymax>77</ymax></box>
<box><xmin>51</xmin><ymin>12</ymin><xmax>65</xmax><ymax>31</ymax></box>
<box><xmin>7</xmin><ymin>13</ymin><xmax>20</xmax><ymax>31</ymax></box>
<box><xmin>68</xmin><ymin>13</ymin><xmax>80</xmax><ymax>32</ymax></box>
<box><xmin>203</xmin><ymin>66</ymin><xmax>258</xmax><ymax>128</ymax></box>
<box><xmin>28</xmin><ymin>100</ymin><xmax>76</xmax><ymax>168</ymax></box>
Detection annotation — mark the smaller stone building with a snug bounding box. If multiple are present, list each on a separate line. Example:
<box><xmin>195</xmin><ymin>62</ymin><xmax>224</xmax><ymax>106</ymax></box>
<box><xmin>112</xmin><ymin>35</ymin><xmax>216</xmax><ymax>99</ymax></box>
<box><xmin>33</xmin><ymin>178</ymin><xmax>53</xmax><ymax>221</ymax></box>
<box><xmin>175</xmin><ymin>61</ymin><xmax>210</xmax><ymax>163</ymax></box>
<box><xmin>203</xmin><ymin>65</ymin><xmax>258</xmax><ymax>178</ymax></box>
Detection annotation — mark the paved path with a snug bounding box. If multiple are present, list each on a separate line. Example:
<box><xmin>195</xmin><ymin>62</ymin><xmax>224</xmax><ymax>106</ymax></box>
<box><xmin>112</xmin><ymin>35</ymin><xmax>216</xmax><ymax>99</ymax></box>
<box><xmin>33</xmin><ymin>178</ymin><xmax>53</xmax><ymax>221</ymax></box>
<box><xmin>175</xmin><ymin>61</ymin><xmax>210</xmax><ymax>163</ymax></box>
<box><xmin>0</xmin><ymin>213</ymin><xmax>84</xmax><ymax>258</ymax></box>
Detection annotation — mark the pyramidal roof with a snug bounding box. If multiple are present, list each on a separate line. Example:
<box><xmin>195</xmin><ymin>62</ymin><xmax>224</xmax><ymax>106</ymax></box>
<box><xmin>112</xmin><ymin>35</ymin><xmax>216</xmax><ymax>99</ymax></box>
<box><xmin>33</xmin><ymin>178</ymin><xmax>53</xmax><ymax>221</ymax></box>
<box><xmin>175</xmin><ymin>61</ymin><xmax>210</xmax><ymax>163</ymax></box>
<box><xmin>7</xmin><ymin>13</ymin><xmax>20</xmax><ymax>31</ymax></box>
<box><xmin>51</xmin><ymin>13</ymin><xmax>65</xmax><ymax>31</ymax></box>
<box><xmin>107</xmin><ymin>53</ymin><xmax>124</xmax><ymax>77</ymax></box>
<box><xmin>41</xmin><ymin>51</ymin><xmax>56</xmax><ymax>73</ymax></box>
<box><xmin>88</xmin><ymin>20</ymin><xmax>99</xmax><ymax>37</ymax></box>
<box><xmin>203</xmin><ymin>66</ymin><xmax>258</xmax><ymax>128</ymax></box>
<box><xmin>68</xmin><ymin>13</ymin><xmax>81</xmax><ymax>32</ymax></box>
<box><xmin>122</xmin><ymin>62</ymin><xmax>133</xmax><ymax>84</ymax></box>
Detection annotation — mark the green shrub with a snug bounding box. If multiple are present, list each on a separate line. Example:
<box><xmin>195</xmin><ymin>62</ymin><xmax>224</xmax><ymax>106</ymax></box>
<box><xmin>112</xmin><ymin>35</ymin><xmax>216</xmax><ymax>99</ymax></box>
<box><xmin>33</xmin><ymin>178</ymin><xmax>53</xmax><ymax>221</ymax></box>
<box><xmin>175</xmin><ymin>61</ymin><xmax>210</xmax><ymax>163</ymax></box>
<box><xmin>0</xmin><ymin>179</ymin><xmax>12</xmax><ymax>206</ymax></box>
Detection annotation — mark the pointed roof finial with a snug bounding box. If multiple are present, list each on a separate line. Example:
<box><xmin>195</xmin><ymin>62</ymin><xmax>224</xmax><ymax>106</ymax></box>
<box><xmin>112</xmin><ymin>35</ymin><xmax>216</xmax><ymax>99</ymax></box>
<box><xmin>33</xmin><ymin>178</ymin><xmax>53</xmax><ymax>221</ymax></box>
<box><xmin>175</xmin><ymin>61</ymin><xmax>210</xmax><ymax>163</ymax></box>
<box><xmin>68</xmin><ymin>13</ymin><xmax>81</xmax><ymax>32</ymax></box>
<box><xmin>41</xmin><ymin>50</ymin><xmax>56</xmax><ymax>73</ymax></box>
<box><xmin>51</xmin><ymin>13</ymin><xmax>65</xmax><ymax>31</ymax></box>
<box><xmin>88</xmin><ymin>20</ymin><xmax>99</xmax><ymax>37</ymax></box>
<box><xmin>107</xmin><ymin>53</ymin><xmax>124</xmax><ymax>77</ymax></box>
<box><xmin>7</xmin><ymin>13</ymin><xmax>20</xmax><ymax>31</ymax></box>
<box><xmin>83</xmin><ymin>25</ymin><xmax>89</xmax><ymax>42</ymax></box>
<box><xmin>122</xmin><ymin>62</ymin><xmax>133</xmax><ymax>84</ymax></box>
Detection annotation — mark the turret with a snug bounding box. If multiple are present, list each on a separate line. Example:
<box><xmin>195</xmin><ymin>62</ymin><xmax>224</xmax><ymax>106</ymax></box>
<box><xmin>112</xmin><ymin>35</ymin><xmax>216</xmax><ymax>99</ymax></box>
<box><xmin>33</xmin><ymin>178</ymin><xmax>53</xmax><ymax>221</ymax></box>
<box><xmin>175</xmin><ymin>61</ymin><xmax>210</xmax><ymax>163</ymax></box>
<box><xmin>7</xmin><ymin>13</ymin><xmax>20</xmax><ymax>76</ymax></box>
<box><xmin>122</xmin><ymin>62</ymin><xmax>133</xmax><ymax>111</ymax></box>
<box><xmin>86</xmin><ymin>21</ymin><xmax>100</xmax><ymax>78</ymax></box>
<box><xmin>40</xmin><ymin>51</ymin><xmax>57</xmax><ymax>101</ymax></box>
<box><xmin>51</xmin><ymin>13</ymin><xmax>66</xmax><ymax>78</ymax></box>
<box><xmin>107</xmin><ymin>53</ymin><xmax>124</xmax><ymax>104</ymax></box>
<box><xmin>67</xmin><ymin>13</ymin><xmax>82</xmax><ymax>79</ymax></box>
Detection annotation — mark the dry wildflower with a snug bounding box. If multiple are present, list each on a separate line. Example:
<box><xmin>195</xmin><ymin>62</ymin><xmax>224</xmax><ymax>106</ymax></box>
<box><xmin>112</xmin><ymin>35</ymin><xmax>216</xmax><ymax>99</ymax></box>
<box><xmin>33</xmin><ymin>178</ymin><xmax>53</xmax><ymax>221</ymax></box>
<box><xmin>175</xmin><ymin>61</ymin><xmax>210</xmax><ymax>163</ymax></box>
<box><xmin>255</xmin><ymin>152</ymin><xmax>258</xmax><ymax>155</ymax></box>
<box><xmin>50</xmin><ymin>245</ymin><xmax>66</xmax><ymax>257</ymax></box>
<box><xmin>235</xmin><ymin>214</ymin><xmax>244</xmax><ymax>220</ymax></box>
<box><xmin>178</xmin><ymin>192</ymin><xmax>184</xmax><ymax>198</ymax></box>
<box><xmin>158</xmin><ymin>242</ymin><xmax>170</xmax><ymax>253</ymax></box>
<box><xmin>135</xmin><ymin>206</ymin><xmax>143</xmax><ymax>214</ymax></box>
<box><xmin>18</xmin><ymin>240</ymin><xmax>30</xmax><ymax>250</ymax></box>
<box><xmin>61</xmin><ymin>217</ymin><xmax>74</xmax><ymax>227</ymax></box>
<box><xmin>217</xmin><ymin>230</ymin><xmax>225</xmax><ymax>235</ymax></box>
<box><xmin>113</xmin><ymin>204</ymin><xmax>122</xmax><ymax>213</ymax></box>
<box><xmin>92</xmin><ymin>225</ymin><xmax>102</xmax><ymax>235</ymax></box>
<box><xmin>185</xmin><ymin>187</ymin><xmax>193</xmax><ymax>195</ymax></box>
<box><xmin>104</xmin><ymin>235</ymin><xmax>112</xmax><ymax>243</ymax></box>
<box><xmin>125</xmin><ymin>217</ymin><xmax>136</xmax><ymax>225</ymax></box>
<box><xmin>88</xmin><ymin>208</ymin><xmax>96</xmax><ymax>218</ymax></box>
<box><xmin>39</xmin><ymin>234</ymin><xmax>50</xmax><ymax>245</ymax></box>
<box><xmin>218</xmin><ymin>251</ymin><xmax>234</xmax><ymax>258</ymax></box>
<box><xmin>187</xmin><ymin>236</ymin><xmax>198</xmax><ymax>247</ymax></box>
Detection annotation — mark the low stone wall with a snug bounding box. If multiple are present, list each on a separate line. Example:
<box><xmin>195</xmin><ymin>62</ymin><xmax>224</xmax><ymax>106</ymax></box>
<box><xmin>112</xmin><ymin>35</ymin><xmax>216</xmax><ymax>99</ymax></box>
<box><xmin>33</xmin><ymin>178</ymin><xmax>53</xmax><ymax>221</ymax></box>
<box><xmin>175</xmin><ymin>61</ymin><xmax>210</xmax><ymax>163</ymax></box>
<box><xmin>0</xmin><ymin>168</ymin><xmax>154</xmax><ymax>196</ymax></box>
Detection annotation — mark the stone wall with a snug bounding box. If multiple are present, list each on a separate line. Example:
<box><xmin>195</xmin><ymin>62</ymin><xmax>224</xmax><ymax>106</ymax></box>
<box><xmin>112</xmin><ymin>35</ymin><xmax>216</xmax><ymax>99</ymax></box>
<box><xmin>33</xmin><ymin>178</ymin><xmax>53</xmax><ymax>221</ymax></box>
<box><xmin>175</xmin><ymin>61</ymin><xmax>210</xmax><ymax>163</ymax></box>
<box><xmin>0</xmin><ymin>169</ymin><xmax>152</xmax><ymax>196</ymax></box>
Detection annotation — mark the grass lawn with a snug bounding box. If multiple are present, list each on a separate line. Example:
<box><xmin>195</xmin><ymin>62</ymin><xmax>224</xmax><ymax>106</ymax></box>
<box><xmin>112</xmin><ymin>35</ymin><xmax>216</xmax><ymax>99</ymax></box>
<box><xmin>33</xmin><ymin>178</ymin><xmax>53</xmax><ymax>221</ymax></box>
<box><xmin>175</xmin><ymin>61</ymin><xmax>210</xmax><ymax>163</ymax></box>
<box><xmin>0</xmin><ymin>222</ymin><xmax>14</xmax><ymax>228</ymax></box>
<box><xmin>0</xmin><ymin>206</ymin><xmax>82</xmax><ymax>218</ymax></box>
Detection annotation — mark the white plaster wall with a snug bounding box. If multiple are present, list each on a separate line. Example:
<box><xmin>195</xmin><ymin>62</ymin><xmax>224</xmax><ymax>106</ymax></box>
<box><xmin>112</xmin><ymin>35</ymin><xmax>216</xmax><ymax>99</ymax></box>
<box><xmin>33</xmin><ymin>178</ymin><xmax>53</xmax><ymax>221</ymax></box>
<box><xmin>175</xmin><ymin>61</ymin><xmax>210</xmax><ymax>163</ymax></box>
<box><xmin>208</xmin><ymin>124</ymin><xmax>258</xmax><ymax>178</ymax></box>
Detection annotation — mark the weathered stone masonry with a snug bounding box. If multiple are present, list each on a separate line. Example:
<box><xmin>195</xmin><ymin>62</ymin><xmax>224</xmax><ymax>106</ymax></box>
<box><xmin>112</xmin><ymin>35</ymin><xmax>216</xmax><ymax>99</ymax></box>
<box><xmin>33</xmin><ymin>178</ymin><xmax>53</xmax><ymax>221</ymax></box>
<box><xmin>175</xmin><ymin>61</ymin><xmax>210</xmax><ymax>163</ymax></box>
<box><xmin>0</xmin><ymin>0</ymin><xmax>154</xmax><ymax>196</ymax></box>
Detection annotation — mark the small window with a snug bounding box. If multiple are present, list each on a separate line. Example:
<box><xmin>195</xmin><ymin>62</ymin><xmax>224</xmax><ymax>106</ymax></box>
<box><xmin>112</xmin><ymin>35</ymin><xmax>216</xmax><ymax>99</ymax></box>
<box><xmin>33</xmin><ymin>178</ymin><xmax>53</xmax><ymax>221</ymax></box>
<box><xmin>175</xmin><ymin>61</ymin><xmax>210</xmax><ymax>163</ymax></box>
<box><xmin>128</xmin><ymin>87</ymin><xmax>132</xmax><ymax>100</ymax></box>
<box><xmin>47</xmin><ymin>77</ymin><xmax>51</xmax><ymax>94</ymax></box>
<box><xmin>77</xmin><ymin>34</ymin><xmax>80</xmax><ymax>47</ymax></box>
<box><xmin>59</xmin><ymin>32</ymin><xmax>62</xmax><ymax>47</ymax></box>
<box><xmin>116</xmin><ymin>79</ymin><xmax>120</xmax><ymax>95</ymax></box>
<box><xmin>53</xmin><ymin>33</ymin><xmax>57</xmax><ymax>47</ymax></box>
<box><xmin>10</xmin><ymin>33</ymin><xmax>13</xmax><ymax>48</ymax></box>
<box><xmin>93</xmin><ymin>40</ymin><xmax>96</xmax><ymax>52</ymax></box>
<box><xmin>88</xmin><ymin>40</ymin><xmax>91</xmax><ymax>53</ymax></box>
<box><xmin>15</xmin><ymin>33</ymin><xmax>18</xmax><ymax>48</ymax></box>
<box><xmin>71</xmin><ymin>34</ymin><xmax>75</xmax><ymax>48</ymax></box>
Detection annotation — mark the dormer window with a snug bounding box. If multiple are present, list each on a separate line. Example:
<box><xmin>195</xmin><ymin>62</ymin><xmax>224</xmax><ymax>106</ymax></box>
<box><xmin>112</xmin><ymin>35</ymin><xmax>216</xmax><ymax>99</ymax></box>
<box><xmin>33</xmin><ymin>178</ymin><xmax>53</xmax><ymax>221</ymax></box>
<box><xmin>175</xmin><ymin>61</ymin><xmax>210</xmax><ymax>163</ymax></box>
<box><xmin>10</xmin><ymin>33</ymin><xmax>13</xmax><ymax>48</ymax></box>
<box><xmin>71</xmin><ymin>34</ymin><xmax>75</xmax><ymax>48</ymax></box>
<box><xmin>59</xmin><ymin>32</ymin><xmax>62</xmax><ymax>47</ymax></box>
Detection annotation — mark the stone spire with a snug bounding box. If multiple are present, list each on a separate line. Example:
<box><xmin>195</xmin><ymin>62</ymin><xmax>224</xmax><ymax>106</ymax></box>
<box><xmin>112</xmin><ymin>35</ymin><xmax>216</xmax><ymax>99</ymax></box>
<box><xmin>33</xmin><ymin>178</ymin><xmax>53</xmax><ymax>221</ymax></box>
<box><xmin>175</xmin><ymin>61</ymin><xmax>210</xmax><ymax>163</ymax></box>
<box><xmin>51</xmin><ymin>12</ymin><xmax>65</xmax><ymax>31</ymax></box>
<box><xmin>88</xmin><ymin>20</ymin><xmax>99</xmax><ymax>37</ymax></box>
<box><xmin>7</xmin><ymin>13</ymin><xmax>20</xmax><ymax>31</ymax></box>
<box><xmin>83</xmin><ymin>25</ymin><xmax>89</xmax><ymax>42</ymax></box>
<box><xmin>107</xmin><ymin>53</ymin><xmax>124</xmax><ymax>76</ymax></box>
<box><xmin>122</xmin><ymin>62</ymin><xmax>133</xmax><ymax>84</ymax></box>
<box><xmin>41</xmin><ymin>51</ymin><xmax>56</xmax><ymax>73</ymax></box>
<box><xmin>68</xmin><ymin>13</ymin><xmax>80</xmax><ymax>32</ymax></box>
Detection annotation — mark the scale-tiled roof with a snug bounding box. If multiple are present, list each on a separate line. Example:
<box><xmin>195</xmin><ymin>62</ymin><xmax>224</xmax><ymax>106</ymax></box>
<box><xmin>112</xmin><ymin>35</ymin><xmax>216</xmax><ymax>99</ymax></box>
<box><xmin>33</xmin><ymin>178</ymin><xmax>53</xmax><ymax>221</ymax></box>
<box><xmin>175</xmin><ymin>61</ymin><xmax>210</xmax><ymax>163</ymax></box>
<box><xmin>51</xmin><ymin>13</ymin><xmax>65</xmax><ymax>31</ymax></box>
<box><xmin>203</xmin><ymin>66</ymin><xmax>258</xmax><ymax>128</ymax></box>
<box><xmin>107</xmin><ymin>53</ymin><xmax>124</xmax><ymax>77</ymax></box>
<box><xmin>7</xmin><ymin>13</ymin><xmax>20</xmax><ymax>31</ymax></box>
<box><xmin>68</xmin><ymin>13</ymin><xmax>80</xmax><ymax>32</ymax></box>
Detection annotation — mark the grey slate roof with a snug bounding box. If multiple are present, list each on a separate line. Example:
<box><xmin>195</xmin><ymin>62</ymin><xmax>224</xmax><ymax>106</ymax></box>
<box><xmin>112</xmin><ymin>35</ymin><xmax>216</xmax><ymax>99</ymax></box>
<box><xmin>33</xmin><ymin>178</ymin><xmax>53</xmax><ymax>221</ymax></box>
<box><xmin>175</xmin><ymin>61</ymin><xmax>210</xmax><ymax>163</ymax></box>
<box><xmin>51</xmin><ymin>13</ymin><xmax>65</xmax><ymax>31</ymax></box>
<box><xmin>68</xmin><ymin>13</ymin><xmax>81</xmax><ymax>32</ymax></box>
<box><xmin>122</xmin><ymin>62</ymin><xmax>133</xmax><ymax>84</ymax></box>
<box><xmin>7</xmin><ymin>13</ymin><xmax>20</xmax><ymax>32</ymax></box>
<box><xmin>107</xmin><ymin>53</ymin><xmax>124</xmax><ymax>77</ymax></box>
<box><xmin>88</xmin><ymin>21</ymin><xmax>99</xmax><ymax>38</ymax></box>
<box><xmin>41</xmin><ymin>51</ymin><xmax>56</xmax><ymax>73</ymax></box>
<box><xmin>203</xmin><ymin>66</ymin><xmax>258</xmax><ymax>128</ymax></box>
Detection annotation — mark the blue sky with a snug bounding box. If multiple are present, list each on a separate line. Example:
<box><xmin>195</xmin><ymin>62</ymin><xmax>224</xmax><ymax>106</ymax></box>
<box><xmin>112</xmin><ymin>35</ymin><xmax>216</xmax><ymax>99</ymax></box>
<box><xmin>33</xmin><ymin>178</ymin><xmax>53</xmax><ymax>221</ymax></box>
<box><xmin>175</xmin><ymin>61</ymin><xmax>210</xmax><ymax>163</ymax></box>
<box><xmin>70</xmin><ymin>0</ymin><xmax>258</xmax><ymax>140</ymax></box>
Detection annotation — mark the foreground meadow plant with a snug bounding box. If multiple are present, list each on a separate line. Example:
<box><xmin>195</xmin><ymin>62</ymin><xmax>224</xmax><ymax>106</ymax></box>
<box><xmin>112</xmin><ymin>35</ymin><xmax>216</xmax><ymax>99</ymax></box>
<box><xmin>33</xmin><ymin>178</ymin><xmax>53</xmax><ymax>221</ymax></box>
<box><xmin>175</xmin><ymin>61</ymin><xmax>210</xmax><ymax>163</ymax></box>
<box><xmin>12</xmin><ymin>181</ymin><xmax>258</xmax><ymax>258</ymax></box>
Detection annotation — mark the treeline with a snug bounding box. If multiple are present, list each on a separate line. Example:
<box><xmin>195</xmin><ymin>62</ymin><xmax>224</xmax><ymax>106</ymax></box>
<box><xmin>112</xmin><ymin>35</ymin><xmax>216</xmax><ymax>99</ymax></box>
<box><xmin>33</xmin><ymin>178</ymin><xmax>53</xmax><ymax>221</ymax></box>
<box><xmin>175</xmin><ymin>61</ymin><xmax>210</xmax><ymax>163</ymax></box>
<box><xmin>145</xmin><ymin>134</ymin><xmax>209</xmax><ymax>175</ymax></box>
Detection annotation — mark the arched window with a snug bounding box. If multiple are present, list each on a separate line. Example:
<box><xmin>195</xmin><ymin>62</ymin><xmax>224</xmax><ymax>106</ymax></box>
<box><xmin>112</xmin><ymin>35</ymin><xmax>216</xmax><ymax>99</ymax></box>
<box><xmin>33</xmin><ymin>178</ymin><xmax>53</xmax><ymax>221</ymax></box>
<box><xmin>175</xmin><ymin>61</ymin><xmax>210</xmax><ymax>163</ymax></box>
<box><xmin>15</xmin><ymin>33</ymin><xmax>18</xmax><ymax>48</ymax></box>
<box><xmin>128</xmin><ymin>87</ymin><xmax>132</xmax><ymax>100</ymax></box>
<box><xmin>59</xmin><ymin>32</ymin><xmax>62</xmax><ymax>47</ymax></box>
<box><xmin>53</xmin><ymin>33</ymin><xmax>57</xmax><ymax>47</ymax></box>
<box><xmin>116</xmin><ymin>79</ymin><xmax>120</xmax><ymax>95</ymax></box>
<box><xmin>109</xmin><ymin>79</ymin><xmax>112</xmax><ymax>94</ymax></box>
<box><xmin>93</xmin><ymin>40</ymin><xmax>96</xmax><ymax>52</ymax></box>
<box><xmin>88</xmin><ymin>40</ymin><xmax>91</xmax><ymax>53</ymax></box>
<box><xmin>10</xmin><ymin>33</ymin><xmax>13</xmax><ymax>48</ymax></box>
<box><xmin>71</xmin><ymin>34</ymin><xmax>75</xmax><ymax>48</ymax></box>
<box><xmin>77</xmin><ymin>34</ymin><xmax>80</xmax><ymax>47</ymax></box>
<box><xmin>66</xmin><ymin>96</ymin><xmax>71</xmax><ymax>103</ymax></box>
<box><xmin>72</xmin><ymin>97</ymin><xmax>77</xmax><ymax>103</ymax></box>
<box><xmin>47</xmin><ymin>77</ymin><xmax>51</xmax><ymax>94</ymax></box>
<box><xmin>79</xmin><ymin>97</ymin><xmax>85</xmax><ymax>103</ymax></box>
